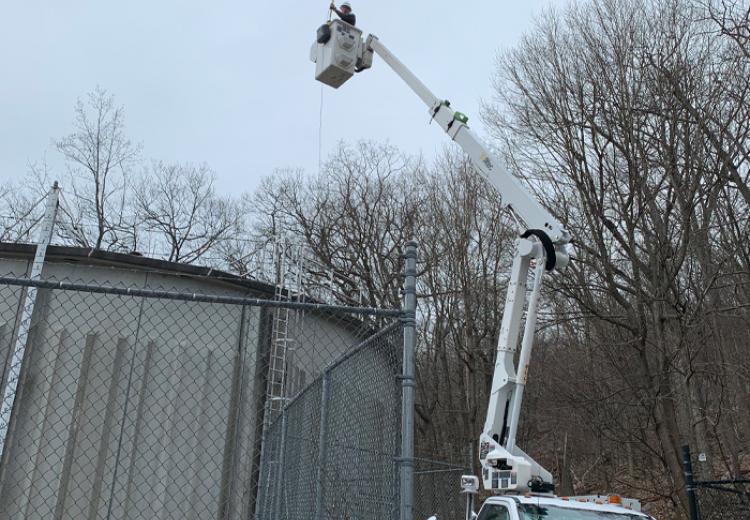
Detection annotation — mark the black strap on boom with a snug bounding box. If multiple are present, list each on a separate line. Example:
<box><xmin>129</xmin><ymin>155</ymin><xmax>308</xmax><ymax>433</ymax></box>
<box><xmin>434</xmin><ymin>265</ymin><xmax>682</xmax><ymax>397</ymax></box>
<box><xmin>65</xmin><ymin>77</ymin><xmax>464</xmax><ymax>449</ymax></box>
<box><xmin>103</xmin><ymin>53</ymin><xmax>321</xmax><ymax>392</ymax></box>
<box><xmin>520</xmin><ymin>229</ymin><xmax>557</xmax><ymax>271</ymax></box>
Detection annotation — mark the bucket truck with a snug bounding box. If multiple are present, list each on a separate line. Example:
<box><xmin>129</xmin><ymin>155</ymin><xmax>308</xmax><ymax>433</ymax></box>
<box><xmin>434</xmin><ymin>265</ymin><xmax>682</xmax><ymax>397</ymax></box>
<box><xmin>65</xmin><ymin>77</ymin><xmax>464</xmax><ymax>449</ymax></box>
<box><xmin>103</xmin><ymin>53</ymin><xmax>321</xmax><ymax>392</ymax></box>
<box><xmin>311</xmin><ymin>19</ymin><xmax>653</xmax><ymax>519</ymax></box>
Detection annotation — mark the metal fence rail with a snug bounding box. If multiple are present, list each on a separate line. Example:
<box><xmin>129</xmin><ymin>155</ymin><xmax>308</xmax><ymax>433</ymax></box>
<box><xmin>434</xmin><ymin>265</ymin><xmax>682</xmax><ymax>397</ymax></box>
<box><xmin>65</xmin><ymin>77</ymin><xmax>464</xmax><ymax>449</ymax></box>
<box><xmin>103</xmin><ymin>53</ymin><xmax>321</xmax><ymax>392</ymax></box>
<box><xmin>0</xmin><ymin>268</ymin><xmax>407</xmax><ymax>520</ymax></box>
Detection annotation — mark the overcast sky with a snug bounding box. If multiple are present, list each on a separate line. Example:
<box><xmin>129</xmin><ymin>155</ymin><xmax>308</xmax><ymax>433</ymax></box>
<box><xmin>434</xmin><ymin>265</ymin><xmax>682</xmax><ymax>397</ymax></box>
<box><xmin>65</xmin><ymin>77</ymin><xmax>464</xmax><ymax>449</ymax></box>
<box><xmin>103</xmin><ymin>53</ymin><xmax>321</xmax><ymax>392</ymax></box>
<box><xmin>1</xmin><ymin>1</ymin><xmax>567</xmax><ymax>196</ymax></box>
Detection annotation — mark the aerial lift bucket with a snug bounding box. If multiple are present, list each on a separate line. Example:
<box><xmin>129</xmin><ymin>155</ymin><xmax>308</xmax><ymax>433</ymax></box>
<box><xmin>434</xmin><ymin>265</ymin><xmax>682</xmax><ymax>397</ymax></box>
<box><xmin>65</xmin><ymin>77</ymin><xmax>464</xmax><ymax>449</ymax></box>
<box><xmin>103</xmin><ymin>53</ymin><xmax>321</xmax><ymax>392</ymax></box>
<box><xmin>310</xmin><ymin>19</ymin><xmax>364</xmax><ymax>88</ymax></box>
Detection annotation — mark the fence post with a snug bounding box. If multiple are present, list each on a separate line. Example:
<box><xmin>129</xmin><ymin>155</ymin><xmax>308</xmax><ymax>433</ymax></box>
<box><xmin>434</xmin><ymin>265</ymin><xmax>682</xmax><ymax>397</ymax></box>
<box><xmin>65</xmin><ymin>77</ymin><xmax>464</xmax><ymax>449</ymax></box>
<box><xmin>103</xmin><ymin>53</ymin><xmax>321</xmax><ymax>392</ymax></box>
<box><xmin>272</xmin><ymin>408</ymin><xmax>288</xmax><ymax>519</ymax></box>
<box><xmin>682</xmin><ymin>445</ymin><xmax>701</xmax><ymax>520</ymax></box>
<box><xmin>314</xmin><ymin>371</ymin><xmax>331</xmax><ymax>520</ymax></box>
<box><xmin>400</xmin><ymin>240</ymin><xmax>418</xmax><ymax>520</ymax></box>
<box><xmin>0</xmin><ymin>181</ymin><xmax>59</xmax><ymax>457</ymax></box>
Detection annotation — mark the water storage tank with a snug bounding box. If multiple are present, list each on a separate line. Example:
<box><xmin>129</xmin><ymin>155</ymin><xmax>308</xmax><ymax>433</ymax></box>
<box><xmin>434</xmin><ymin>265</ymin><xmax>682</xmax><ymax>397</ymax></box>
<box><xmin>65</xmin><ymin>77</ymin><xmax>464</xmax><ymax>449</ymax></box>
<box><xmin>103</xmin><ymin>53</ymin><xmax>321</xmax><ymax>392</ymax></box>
<box><xmin>310</xmin><ymin>19</ymin><xmax>362</xmax><ymax>89</ymax></box>
<box><xmin>0</xmin><ymin>244</ymin><xmax>365</xmax><ymax>520</ymax></box>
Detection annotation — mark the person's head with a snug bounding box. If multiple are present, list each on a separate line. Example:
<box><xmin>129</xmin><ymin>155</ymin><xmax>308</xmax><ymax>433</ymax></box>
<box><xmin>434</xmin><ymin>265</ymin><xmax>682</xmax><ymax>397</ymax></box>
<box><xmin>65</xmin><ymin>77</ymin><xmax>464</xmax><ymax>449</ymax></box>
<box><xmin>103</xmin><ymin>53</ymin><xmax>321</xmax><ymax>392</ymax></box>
<box><xmin>340</xmin><ymin>1</ymin><xmax>352</xmax><ymax>13</ymax></box>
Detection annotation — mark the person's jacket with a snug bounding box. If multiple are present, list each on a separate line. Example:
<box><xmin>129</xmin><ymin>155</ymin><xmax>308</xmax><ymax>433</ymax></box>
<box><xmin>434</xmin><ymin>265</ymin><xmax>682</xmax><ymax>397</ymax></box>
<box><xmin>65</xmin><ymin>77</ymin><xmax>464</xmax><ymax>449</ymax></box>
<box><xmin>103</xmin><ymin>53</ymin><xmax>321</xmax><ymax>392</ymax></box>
<box><xmin>334</xmin><ymin>10</ymin><xmax>356</xmax><ymax>26</ymax></box>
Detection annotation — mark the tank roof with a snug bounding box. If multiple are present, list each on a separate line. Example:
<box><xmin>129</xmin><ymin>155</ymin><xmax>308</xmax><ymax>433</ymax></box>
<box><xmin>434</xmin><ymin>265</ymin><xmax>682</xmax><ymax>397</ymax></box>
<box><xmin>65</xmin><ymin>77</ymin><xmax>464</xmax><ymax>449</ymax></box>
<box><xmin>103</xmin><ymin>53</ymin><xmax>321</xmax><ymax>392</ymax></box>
<box><xmin>0</xmin><ymin>242</ymin><xmax>275</xmax><ymax>295</ymax></box>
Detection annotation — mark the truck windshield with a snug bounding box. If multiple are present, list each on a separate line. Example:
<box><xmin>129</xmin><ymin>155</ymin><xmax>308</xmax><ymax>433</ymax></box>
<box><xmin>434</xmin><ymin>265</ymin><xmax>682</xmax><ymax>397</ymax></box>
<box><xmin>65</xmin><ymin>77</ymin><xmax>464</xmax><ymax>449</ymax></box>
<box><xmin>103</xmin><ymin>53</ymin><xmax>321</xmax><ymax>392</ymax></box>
<box><xmin>519</xmin><ymin>504</ymin><xmax>643</xmax><ymax>520</ymax></box>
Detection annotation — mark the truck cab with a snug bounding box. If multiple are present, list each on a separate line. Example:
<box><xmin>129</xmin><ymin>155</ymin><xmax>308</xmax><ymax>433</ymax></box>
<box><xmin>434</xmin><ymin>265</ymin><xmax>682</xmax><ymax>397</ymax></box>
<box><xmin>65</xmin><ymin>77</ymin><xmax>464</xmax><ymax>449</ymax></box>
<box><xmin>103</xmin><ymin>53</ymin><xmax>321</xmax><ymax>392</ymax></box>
<box><xmin>476</xmin><ymin>495</ymin><xmax>653</xmax><ymax>520</ymax></box>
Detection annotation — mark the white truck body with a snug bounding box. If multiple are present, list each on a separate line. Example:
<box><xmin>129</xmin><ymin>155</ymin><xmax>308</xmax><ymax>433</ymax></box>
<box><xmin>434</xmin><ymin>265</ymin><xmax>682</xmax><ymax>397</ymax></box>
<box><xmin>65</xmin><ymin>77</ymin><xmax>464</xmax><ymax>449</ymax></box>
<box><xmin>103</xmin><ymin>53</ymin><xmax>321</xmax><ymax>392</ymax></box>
<box><xmin>477</xmin><ymin>495</ymin><xmax>652</xmax><ymax>520</ymax></box>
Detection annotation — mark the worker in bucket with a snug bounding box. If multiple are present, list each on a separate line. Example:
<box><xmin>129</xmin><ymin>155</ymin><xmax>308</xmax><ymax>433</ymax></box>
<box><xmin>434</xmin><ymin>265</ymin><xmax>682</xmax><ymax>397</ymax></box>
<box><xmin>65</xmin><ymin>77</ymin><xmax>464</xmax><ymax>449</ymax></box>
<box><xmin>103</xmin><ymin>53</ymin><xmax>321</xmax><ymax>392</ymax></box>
<box><xmin>330</xmin><ymin>1</ymin><xmax>356</xmax><ymax>26</ymax></box>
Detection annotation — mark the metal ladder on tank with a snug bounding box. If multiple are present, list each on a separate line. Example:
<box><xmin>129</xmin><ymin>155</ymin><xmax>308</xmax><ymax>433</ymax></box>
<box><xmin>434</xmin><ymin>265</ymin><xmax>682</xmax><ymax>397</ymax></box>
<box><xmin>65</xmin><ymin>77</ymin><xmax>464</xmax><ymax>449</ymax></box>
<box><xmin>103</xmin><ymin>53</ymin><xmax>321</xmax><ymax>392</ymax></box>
<box><xmin>265</xmin><ymin>238</ymin><xmax>305</xmax><ymax>415</ymax></box>
<box><xmin>258</xmin><ymin>239</ymin><xmax>307</xmax><ymax>519</ymax></box>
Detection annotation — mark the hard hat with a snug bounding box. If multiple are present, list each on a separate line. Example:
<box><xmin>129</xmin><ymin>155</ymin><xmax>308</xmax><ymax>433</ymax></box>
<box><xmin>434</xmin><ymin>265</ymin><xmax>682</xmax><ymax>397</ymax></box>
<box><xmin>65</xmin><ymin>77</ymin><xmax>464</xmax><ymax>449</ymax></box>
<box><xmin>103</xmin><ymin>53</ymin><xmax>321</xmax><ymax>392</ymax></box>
<box><xmin>341</xmin><ymin>1</ymin><xmax>352</xmax><ymax>8</ymax></box>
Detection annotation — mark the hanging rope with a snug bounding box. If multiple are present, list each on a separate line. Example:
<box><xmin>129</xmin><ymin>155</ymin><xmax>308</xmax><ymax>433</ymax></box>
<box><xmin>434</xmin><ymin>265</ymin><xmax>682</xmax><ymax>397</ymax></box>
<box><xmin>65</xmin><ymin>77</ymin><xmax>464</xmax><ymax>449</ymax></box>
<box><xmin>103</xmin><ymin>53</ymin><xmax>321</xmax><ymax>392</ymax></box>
<box><xmin>318</xmin><ymin>84</ymin><xmax>325</xmax><ymax>173</ymax></box>
<box><xmin>318</xmin><ymin>3</ymin><xmax>333</xmax><ymax>173</ymax></box>
<box><xmin>314</xmin><ymin>2</ymin><xmax>339</xmax><ymax>174</ymax></box>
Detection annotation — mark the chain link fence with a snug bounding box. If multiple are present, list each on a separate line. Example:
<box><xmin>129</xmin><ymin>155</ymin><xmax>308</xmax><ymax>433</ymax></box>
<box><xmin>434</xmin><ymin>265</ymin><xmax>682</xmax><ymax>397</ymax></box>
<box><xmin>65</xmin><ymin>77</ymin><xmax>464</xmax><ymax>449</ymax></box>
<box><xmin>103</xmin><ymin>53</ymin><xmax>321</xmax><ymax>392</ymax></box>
<box><xmin>0</xmin><ymin>253</ymin><xmax>409</xmax><ymax>520</ymax></box>
<box><xmin>0</xmin><ymin>183</ymin><xmax>477</xmax><ymax>520</ymax></box>
<box><xmin>413</xmin><ymin>457</ymin><xmax>472</xmax><ymax>520</ymax></box>
<box><xmin>257</xmin><ymin>324</ymin><xmax>403</xmax><ymax>519</ymax></box>
<box><xmin>683</xmin><ymin>445</ymin><xmax>750</xmax><ymax>520</ymax></box>
<box><xmin>694</xmin><ymin>482</ymin><xmax>750</xmax><ymax>520</ymax></box>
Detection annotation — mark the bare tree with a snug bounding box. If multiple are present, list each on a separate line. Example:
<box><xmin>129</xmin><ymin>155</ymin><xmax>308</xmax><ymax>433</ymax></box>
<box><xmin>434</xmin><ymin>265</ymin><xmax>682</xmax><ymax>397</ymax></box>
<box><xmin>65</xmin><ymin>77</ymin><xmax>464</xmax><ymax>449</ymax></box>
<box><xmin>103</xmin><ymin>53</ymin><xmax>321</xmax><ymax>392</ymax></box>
<box><xmin>0</xmin><ymin>175</ymin><xmax>48</xmax><ymax>243</ymax></box>
<box><xmin>483</xmin><ymin>0</ymin><xmax>750</xmax><ymax>515</ymax></box>
<box><xmin>134</xmin><ymin>161</ymin><xmax>242</xmax><ymax>264</ymax></box>
<box><xmin>0</xmin><ymin>161</ymin><xmax>74</xmax><ymax>246</ymax></box>
<box><xmin>703</xmin><ymin>0</ymin><xmax>750</xmax><ymax>58</ymax></box>
<box><xmin>55</xmin><ymin>87</ymin><xmax>140</xmax><ymax>250</ymax></box>
<box><xmin>251</xmin><ymin>141</ymin><xmax>518</xmax><ymax>470</ymax></box>
<box><xmin>252</xmin><ymin>141</ymin><xmax>425</xmax><ymax>309</ymax></box>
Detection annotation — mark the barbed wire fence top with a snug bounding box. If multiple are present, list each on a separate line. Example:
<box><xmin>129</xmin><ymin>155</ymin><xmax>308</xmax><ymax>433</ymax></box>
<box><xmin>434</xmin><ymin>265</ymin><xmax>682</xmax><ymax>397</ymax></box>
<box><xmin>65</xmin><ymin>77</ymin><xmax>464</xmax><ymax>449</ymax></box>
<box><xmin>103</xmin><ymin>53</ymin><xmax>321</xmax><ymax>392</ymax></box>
<box><xmin>0</xmin><ymin>262</ymin><xmax>405</xmax><ymax>520</ymax></box>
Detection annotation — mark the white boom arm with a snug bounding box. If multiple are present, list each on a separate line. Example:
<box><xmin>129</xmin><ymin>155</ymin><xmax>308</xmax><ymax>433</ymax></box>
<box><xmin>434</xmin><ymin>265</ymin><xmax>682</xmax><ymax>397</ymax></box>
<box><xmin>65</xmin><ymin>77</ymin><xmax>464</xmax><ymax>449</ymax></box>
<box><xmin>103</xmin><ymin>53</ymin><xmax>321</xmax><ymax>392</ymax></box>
<box><xmin>366</xmin><ymin>36</ymin><xmax>570</xmax><ymax>249</ymax></box>
<box><xmin>312</xmin><ymin>25</ymin><xmax>571</xmax><ymax>493</ymax></box>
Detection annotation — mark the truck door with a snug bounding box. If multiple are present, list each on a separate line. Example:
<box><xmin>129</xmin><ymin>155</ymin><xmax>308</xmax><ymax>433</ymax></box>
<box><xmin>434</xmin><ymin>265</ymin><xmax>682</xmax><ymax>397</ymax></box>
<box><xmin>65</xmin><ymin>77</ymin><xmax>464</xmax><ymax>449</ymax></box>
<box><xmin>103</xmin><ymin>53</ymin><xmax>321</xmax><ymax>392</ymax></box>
<box><xmin>477</xmin><ymin>503</ymin><xmax>514</xmax><ymax>520</ymax></box>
